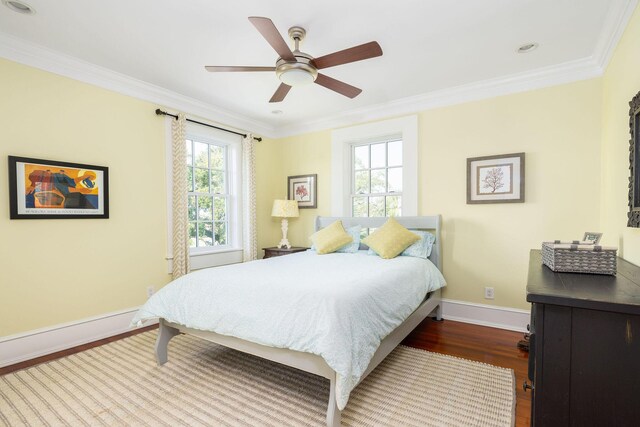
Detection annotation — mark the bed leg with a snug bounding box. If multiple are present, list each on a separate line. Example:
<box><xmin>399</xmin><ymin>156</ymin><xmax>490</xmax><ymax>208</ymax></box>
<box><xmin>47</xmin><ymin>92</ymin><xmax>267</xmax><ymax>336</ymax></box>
<box><xmin>326</xmin><ymin>375</ymin><xmax>342</xmax><ymax>427</ymax></box>
<box><xmin>155</xmin><ymin>320</ymin><xmax>180</xmax><ymax>366</ymax></box>
<box><xmin>435</xmin><ymin>303</ymin><xmax>443</xmax><ymax>321</ymax></box>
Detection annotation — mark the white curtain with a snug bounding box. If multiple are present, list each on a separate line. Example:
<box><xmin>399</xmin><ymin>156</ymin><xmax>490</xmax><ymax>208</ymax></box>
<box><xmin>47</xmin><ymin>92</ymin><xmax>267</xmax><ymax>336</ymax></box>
<box><xmin>172</xmin><ymin>113</ymin><xmax>190</xmax><ymax>278</ymax></box>
<box><xmin>242</xmin><ymin>133</ymin><xmax>258</xmax><ymax>261</ymax></box>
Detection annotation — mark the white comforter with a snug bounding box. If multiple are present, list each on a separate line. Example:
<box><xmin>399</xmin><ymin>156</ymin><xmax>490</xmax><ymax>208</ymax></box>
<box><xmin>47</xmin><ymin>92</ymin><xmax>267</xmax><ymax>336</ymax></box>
<box><xmin>131</xmin><ymin>250</ymin><xmax>446</xmax><ymax>410</ymax></box>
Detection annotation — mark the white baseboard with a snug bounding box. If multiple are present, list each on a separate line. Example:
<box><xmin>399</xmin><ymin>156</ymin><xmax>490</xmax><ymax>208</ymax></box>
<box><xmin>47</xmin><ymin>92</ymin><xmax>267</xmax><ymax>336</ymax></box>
<box><xmin>0</xmin><ymin>307</ymin><xmax>154</xmax><ymax>368</ymax></box>
<box><xmin>0</xmin><ymin>299</ymin><xmax>528</xmax><ymax>368</ymax></box>
<box><xmin>441</xmin><ymin>299</ymin><xmax>530</xmax><ymax>332</ymax></box>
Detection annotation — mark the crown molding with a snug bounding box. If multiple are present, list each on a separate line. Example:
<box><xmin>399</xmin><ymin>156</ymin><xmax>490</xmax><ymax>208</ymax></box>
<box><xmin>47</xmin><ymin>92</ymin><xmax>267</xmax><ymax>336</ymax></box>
<box><xmin>0</xmin><ymin>32</ymin><xmax>277</xmax><ymax>138</ymax></box>
<box><xmin>273</xmin><ymin>55</ymin><xmax>603</xmax><ymax>138</ymax></box>
<box><xmin>271</xmin><ymin>0</ymin><xmax>636</xmax><ymax>138</ymax></box>
<box><xmin>0</xmin><ymin>0</ymin><xmax>635</xmax><ymax>140</ymax></box>
<box><xmin>592</xmin><ymin>0</ymin><xmax>638</xmax><ymax>71</ymax></box>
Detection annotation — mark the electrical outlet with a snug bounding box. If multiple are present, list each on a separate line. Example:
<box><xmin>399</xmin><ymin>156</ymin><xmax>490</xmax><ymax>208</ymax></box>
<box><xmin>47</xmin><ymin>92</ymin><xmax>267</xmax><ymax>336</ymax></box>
<box><xmin>484</xmin><ymin>287</ymin><xmax>495</xmax><ymax>300</ymax></box>
<box><xmin>147</xmin><ymin>286</ymin><xmax>155</xmax><ymax>298</ymax></box>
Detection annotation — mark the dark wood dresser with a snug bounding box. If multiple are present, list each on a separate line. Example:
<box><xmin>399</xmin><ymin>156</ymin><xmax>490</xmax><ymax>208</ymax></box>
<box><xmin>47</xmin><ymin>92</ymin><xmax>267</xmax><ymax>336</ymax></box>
<box><xmin>526</xmin><ymin>249</ymin><xmax>640</xmax><ymax>426</ymax></box>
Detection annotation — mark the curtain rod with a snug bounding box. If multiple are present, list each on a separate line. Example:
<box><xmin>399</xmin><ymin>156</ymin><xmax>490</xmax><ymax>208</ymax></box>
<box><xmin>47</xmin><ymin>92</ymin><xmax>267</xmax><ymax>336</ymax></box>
<box><xmin>155</xmin><ymin>109</ymin><xmax>262</xmax><ymax>142</ymax></box>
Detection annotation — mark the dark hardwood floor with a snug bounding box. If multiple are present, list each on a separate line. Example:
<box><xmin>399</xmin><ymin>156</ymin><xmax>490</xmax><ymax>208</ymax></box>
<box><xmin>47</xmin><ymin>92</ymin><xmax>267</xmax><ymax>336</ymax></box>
<box><xmin>1</xmin><ymin>319</ymin><xmax>531</xmax><ymax>426</ymax></box>
<box><xmin>403</xmin><ymin>318</ymin><xmax>531</xmax><ymax>427</ymax></box>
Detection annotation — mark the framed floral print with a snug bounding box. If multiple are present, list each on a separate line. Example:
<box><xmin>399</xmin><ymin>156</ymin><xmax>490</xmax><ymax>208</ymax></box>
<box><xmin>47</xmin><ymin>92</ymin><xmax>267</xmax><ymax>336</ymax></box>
<box><xmin>287</xmin><ymin>174</ymin><xmax>317</xmax><ymax>209</ymax></box>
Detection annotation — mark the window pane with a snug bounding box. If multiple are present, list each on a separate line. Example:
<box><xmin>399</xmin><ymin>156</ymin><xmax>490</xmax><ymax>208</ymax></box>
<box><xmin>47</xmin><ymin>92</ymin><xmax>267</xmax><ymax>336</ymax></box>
<box><xmin>371</xmin><ymin>143</ymin><xmax>386</xmax><ymax>168</ymax></box>
<box><xmin>194</xmin><ymin>142</ymin><xmax>209</xmax><ymax>168</ymax></box>
<box><xmin>210</xmin><ymin>145</ymin><xmax>224</xmax><ymax>170</ymax></box>
<box><xmin>186</xmin><ymin>140</ymin><xmax>193</xmax><ymax>166</ymax></box>
<box><xmin>197</xmin><ymin>196</ymin><xmax>213</xmax><ymax>221</ymax></box>
<box><xmin>188</xmin><ymin>222</ymin><xmax>196</xmax><ymax>247</ymax></box>
<box><xmin>371</xmin><ymin>169</ymin><xmax>386</xmax><ymax>193</ymax></box>
<box><xmin>354</xmin><ymin>145</ymin><xmax>369</xmax><ymax>169</ymax></box>
<box><xmin>188</xmin><ymin>196</ymin><xmax>196</xmax><ymax>221</ymax></box>
<box><xmin>214</xmin><ymin>197</ymin><xmax>226</xmax><ymax>221</ymax></box>
<box><xmin>197</xmin><ymin>222</ymin><xmax>214</xmax><ymax>247</ymax></box>
<box><xmin>354</xmin><ymin>170</ymin><xmax>370</xmax><ymax>194</ymax></box>
<box><xmin>194</xmin><ymin>168</ymin><xmax>209</xmax><ymax>193</ymax></box>
<box><xmin>211</xmin><ymin>170</ymin><xmax>224</xmax><ymax>194</ymax></box>
<box><xmin>353</xmin><ymin>197</ymin><xmax>368</xmax><ymax>217</ymax></box>
<box><xmin>215</xmin><ymin>222</ymin><xmax>227</xmax><ymax>245</ymax></box>
<box><xmin>388</xmin><ymin>167</ymin><xmax>402</xmax><ymax>192</ymax></box>
<box><xmin>187</xmin><ymin>167</ymin><xmax>194</xmax><ymax>192</ymax></box>
<box><xmin>369</xmin><ymin>196</ymin><xmax>385</xmax><ymax>217</ymax></box>
<box><xmin>386</xmin><ymin>196</ymin><xmax>402</xmax><ymax>217</ymax></box>
<box><xmin>388</xmin><ymin>140</ymin><xmax>402</xmax><ymax>166</ymax></box>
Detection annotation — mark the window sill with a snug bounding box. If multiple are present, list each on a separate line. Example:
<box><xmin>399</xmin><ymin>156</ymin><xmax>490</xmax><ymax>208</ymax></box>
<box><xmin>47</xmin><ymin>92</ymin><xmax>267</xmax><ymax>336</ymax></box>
<box><xmin>166</xmin><ymin>248</ymin><xmax>243</xmax><ymax>273</ymax></box>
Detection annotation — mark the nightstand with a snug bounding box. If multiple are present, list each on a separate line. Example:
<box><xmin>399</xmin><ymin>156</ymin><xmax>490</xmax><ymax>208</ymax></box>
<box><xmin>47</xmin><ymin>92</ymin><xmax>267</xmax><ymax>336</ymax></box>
<box><xmin>263</xmin><ymin>247</ymin><xmax>308</xmax><ymax>259</ymax></box>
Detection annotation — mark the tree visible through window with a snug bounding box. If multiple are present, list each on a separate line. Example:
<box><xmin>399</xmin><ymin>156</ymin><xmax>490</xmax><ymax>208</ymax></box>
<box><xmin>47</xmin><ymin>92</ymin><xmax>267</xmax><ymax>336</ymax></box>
<box><xmin>352</xmin><ymin>139</ymin><xmax>402</xmax><ymax>235</ymax></box>
<box><xmin>186</xmin><ymin>139</ymin><xmax>228</xmax><ymax>249</ymax></box>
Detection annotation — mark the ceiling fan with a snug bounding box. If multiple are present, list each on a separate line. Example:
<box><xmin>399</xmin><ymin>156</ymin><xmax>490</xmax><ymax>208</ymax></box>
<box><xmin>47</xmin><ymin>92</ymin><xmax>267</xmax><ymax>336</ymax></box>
<box><xmin>205</xmin><ymin>17</ymin><xmax>383</xmax><ymax>103</ymax></box>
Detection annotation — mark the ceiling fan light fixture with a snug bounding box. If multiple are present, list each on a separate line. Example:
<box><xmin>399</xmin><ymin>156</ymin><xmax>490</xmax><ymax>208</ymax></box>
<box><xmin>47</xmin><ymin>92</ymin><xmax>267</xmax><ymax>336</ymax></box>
<box><xmin>276</xmin><ymin>60</ymin><xmax>318</xmax><ymax>86</ymax></box>
<box><xmin>279</xmin><ymin>68</ymin><xmax>314</xmax><ymax>86</ymax></box>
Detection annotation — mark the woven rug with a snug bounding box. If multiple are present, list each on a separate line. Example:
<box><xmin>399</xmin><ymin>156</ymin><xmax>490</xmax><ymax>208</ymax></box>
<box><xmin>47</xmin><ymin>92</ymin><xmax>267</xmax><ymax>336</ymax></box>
<box><xmin>0</xmin><ymin>331</ymin><xmax>515</xmax><ymax>426</ymax></box>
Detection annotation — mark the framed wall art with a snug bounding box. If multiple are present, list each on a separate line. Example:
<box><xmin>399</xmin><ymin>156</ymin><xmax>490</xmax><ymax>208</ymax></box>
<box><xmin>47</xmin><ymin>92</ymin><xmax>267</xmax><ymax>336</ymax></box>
<box><xmin>8</xmin><ymin>156</ymin><xmax>109</xmax><ymax>219</ymax></box>
<box><xmin>628</xmin><ymin>89</ymin><xmax>640</xmax><ymax>227</ymax></box>
<box><xmin>287</xmin><ymin>174</ymin><xmax>317</xmax><ymax>209</ymax></box>
<box><xmin>467</xmin><ymin>153</ymin><xmax>525</xmax><ymax>204</ymax></box>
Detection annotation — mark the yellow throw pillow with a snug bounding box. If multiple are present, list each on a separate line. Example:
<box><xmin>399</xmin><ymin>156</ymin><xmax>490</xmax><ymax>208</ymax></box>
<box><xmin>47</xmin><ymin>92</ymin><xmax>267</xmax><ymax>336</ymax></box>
<box><xmin>310</xmin><ymin>220</ymin><xmax>353</xmax><ymax>255</ymax></box>
<box><xmin>363</xmin><ymin>217</ymin><xmax>420</xmax><ymax>259</ymax></box>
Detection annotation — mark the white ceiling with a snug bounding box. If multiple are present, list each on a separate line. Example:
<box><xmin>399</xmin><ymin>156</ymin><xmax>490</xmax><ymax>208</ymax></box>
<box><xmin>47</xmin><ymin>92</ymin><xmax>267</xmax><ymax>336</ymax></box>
<box><xmin>0</xmin><ymin>0</ymin><xmax>635</xmax><ymax>137</ymax></box>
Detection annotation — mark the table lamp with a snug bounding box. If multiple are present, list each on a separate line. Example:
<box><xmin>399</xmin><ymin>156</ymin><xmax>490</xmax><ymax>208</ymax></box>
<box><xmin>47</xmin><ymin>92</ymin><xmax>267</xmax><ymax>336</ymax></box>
<box><xmin>271</xmin><ymin>199</ymin><xmax>299</xmax><ymax>249</ymax></box>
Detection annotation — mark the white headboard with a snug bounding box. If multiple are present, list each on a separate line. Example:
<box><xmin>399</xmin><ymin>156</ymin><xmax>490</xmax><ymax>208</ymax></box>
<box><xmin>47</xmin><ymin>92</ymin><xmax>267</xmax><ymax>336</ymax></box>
<box><xmin>315</xmin><ymin>216</ymin><xmax>442</xmax><ymax>272</ymax></box>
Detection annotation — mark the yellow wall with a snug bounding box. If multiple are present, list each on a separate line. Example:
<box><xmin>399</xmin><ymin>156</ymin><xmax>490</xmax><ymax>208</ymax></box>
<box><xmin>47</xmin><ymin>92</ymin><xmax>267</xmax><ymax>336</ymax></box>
<box><xmin>6</xmin><ymin>6</ymin><xmax>638</xmax><ymax>334</ymax></box>
<box><xmin>601</xmin><ymin>5</ymin><xmax>640</xmax><ymax>262</ymax></box>
<box><xmin>256</xmin><ymin>131</ymin><xmax>333</xmax><ymax>252</ymax></box>
<box><xmin>257</xmin><ymin>79</ymin><xmax>603</xmax><ymax>309</ymax></box>
<box><xmin>0</xmin><ymin>58</ymin><xmax>170</xmax><ymax>336</ymax></box>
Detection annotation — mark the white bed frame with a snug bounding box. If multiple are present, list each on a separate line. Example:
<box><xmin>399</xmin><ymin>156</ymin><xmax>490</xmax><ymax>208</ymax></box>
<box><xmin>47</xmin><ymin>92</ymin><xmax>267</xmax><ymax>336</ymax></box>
<box><xmin>155</xmin><ymin>215</ymin><xmax>443</xmax><ymax>427</ymax></box>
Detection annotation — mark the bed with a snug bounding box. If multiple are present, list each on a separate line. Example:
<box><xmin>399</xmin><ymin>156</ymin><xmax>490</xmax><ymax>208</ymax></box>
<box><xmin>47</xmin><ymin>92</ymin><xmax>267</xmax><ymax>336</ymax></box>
<box><xmin>132</xmin><ymin>215</ymin><xmax>445</xmax><ymax>426</ymax></box>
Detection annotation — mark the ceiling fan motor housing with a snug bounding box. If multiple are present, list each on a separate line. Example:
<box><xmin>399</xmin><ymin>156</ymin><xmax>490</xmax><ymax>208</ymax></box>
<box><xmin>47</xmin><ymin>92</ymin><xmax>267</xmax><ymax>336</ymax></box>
<box><xmin>276</xmin><ymin>51</ymin><xmax>318</xmax><ymax>85</ymax></box>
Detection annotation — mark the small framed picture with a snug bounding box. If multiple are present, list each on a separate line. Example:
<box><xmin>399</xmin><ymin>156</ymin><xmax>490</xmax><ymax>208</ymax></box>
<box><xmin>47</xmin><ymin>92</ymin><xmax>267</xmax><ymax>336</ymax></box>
<box><xmin>467</xmin><ymin>153</ymin><xmax>525</xmax><ymax>204</ymax></box>
<box><xmin>287</xmin><ymin>174</ymin><xmax>317</xmax><ymax>209</ymax></box>
<box><xmin>583</xmin><ymin>232</ymin><xmax>602</xmax><ymax>244</ymax></box>
<box><xmin>8</xmin><ymin>156</ymin><xmax>109</xmax><ymax>219</ymax></box>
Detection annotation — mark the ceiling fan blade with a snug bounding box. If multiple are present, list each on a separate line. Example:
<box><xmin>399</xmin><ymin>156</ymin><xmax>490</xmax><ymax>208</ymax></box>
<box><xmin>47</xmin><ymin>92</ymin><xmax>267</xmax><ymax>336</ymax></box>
<box><xmin>314</xmin><ymin>74</ymin><xmax>362</xmax><ymax>98</ymax></box>
<box><xmin>205</xmin><ymin>66</ymin><xmax>276</xmax><ymax>72</ymax></box>
<box><xmin>312</xmin><ymin>41</ymin><xmax>383</xmax><ymax>69</ymax></box>
<box><xmin>269</xmin><ymin>83</ymin><xmax>292</xmax><ymax>103</ymax></box>
<box><xmin>248</xmin><ymin>17</ymin><xmax>296</xmax><ymax>62</ymax></box>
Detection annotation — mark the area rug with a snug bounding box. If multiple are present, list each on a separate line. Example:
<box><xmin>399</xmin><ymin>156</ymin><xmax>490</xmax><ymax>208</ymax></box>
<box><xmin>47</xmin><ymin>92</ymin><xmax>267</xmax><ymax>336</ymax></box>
<box><xmin>0</xmin><ymin>331</ymin><xmax>515</xmax><ymax>426</ymax></box>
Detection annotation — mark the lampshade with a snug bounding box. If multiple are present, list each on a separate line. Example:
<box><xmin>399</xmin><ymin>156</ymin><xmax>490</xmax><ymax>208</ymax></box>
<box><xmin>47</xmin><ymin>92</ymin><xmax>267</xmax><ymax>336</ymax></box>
<box><xmin>271</xmin><ymin>199</ymin><xmax>299</xmax><ymax>218</ymax></box>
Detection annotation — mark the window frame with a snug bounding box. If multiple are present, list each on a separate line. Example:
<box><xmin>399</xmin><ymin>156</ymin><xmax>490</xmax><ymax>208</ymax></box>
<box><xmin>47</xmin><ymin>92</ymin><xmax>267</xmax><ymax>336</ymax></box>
<box><xmin>350</xmin><ymin>138</ymin><xmax>404</xmax><ymax>218</ymax></box>
<box><xmin>186</xmin><ymin>137</ymin><xmax>231</xmax><ymax>253</ymax></box>
<box><xmin>165</xmin><ymin>118</ymin><xmax>243</xmax><ymax>271</ymax></box>
<box><xmin>331</xmin><ymin>115</ymin><xmax>418</xmax><ymax>217</ymax></box>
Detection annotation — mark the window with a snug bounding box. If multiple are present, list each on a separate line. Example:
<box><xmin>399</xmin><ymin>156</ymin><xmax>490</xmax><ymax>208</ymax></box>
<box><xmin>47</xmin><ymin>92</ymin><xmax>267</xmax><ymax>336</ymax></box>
<box><xmin>352</xmin><ymin>139</ymin><xmax>403</xmax><ymax>218</ymax></box>
<box><xmin>331</xmin><ymin>115</ymin><xmax>418</xmax><ymax>218</ymax></box>
<box><xmin>165</xmin><ymin>118</ymin><xmax>243</xmax><ymax>272</ymax></box>
<box><xmin>186</xmin><ymin>138</ymin><xmax>228</xmax><ymax>249</ymax></box>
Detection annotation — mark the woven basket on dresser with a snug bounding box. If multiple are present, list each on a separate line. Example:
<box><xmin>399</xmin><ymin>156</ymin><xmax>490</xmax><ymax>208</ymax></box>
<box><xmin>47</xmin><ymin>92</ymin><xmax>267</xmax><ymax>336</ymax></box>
<box><xmin>542</xmin><ymin>242</ymin><xmax>617</xmax><ymax>275</ymax></box>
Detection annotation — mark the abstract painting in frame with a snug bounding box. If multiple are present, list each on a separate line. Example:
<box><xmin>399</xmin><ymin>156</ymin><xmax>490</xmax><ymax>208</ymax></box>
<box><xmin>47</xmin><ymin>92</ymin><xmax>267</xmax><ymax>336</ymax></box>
<box><xmin>8</xmin><ymin>156</ymin><xmax>109</xmax><ymax>219</ymax></box>
<box><xmin>467</xmin><ymin>153</ymin><xmax>525</xmax><ymax>204</ymax></box>
<box><xmin>287</xmin><ymin>174</ymin><xmax>317</xmax><ymax>209</ymax></box>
